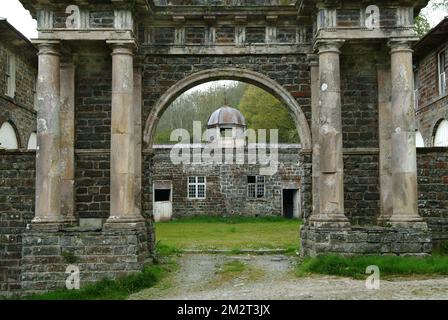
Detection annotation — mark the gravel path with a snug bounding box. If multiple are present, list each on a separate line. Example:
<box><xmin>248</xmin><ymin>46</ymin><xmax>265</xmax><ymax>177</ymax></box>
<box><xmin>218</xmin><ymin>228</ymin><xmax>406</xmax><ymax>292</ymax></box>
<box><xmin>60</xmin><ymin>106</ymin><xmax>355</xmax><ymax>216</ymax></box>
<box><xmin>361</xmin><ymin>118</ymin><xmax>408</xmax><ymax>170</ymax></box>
<box><xmin>129</xmin><ymin>254</ymin><xmax>448</xmax><ymax>300</ymax></box>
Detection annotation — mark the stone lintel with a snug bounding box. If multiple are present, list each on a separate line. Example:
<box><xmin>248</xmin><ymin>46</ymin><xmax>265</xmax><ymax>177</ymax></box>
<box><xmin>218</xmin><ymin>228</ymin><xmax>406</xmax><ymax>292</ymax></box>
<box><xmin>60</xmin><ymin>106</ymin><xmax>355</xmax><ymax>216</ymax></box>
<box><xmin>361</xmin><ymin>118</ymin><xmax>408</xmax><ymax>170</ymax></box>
<box><xmin>316</xmin><ymin>28</ymin><xmax>416</xmax><ymax>42</ymax></box>
<box><xmin>36</xmin><ymin>29</ymin><xmax>134</xmax><ymax>41</ymax></box>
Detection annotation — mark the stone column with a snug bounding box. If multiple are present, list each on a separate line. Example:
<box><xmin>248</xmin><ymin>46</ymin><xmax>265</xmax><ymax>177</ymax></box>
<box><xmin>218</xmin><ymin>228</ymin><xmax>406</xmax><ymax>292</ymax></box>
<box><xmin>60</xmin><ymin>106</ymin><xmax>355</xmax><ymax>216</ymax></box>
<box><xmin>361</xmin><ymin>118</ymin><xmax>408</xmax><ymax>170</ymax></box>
<box><xmin>309</xmin><ymin>40</ymin><xmax>350</xmax><ymax>228</ymax></box>
<box><xmin>377</xmin><ymin>63</ymin><xmax>393</xmax><ymax>223</ymax></box>
<box><xmin>388</xmin><ymin>39</ymin><xmax>425</xmax><ymax>228</ymax></box>
<box><xmin>104</xmin><ymin>41</ymin><xmax>144</xmax><ymax>229</ymax></box>
<box><xmin>308</xmin><ymin>54</ymin><xmax>320</xmax><ymax>219</ymax></box>
<box><xmin>133</xmin><ymin>65</ymin><xmax>142</xmax><ymax>217</ymax></box>
<box><xmin>60</xmin><ymin>60</ymin><xmax>76</xmax><ymax>223</ymax></box>
<box><xmin>33</xmin><ymin>41</ymin><xmax>63</xmax><ymax>228</ymax></box>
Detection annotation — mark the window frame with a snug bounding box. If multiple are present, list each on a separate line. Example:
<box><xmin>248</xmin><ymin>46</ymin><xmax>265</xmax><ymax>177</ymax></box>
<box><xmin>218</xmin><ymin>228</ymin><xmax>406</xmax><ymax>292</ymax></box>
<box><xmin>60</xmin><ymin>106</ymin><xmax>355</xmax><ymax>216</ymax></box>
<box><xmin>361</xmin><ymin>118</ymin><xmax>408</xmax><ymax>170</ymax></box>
<box><xmin>438</xmin><ymin>50</ymin><xmax>446</xmax><ymax>97</ymax></box>
<box><xmin>187</xmin><ymin>176</ymin><xmax>206</xmax><ymax>199</ymax></box>
<box><xmin>5</xmin><ymin>51</ymin><xmax>16</xmax><ymax>98</ymax></box>
<box><xmin>247</xmin><ymin>175</ymin><xmax>266</xmax><ymax>199</ymax></box>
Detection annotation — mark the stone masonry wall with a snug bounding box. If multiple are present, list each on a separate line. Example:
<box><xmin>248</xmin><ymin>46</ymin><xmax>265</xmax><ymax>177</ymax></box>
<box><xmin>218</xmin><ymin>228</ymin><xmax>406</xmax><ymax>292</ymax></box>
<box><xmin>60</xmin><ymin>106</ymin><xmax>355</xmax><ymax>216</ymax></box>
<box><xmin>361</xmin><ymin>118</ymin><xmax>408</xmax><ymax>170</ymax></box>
<box><xmin>0</xmin><ymin>41</ymin><xmax>37</xmax><ymax>149</ymax></box>
<box><xmin>344</xmin><ymin>152</ymin><xmax>380</xmax><ymax>225</ymax></box>
<box><xmin>417</xmin><ymin>148</ymin><xmax>448</xmax><ymax>245</ymax></box>
<box><xmin>415</xmin><ymin>42</ymin><xmax>448</xmax><ymax>146</ymax></box>
<box><xmin>0</xmin><ymin>150</ymin><xmax>35</xmax><ymax>296</ymax></box>
<box><xmin>340</xmin><ymin>44</ymin><xmax>379</xmax><ymax>149</ymax></box>
<box><xmin>21</xmin><ymin>227</ymin><xmax>149</xmax><ymax>294</ymax></box>
<box><xmin>145</xmin><ymin>146</ymin><xmax>302</xmax><ymax>217</ymax></box>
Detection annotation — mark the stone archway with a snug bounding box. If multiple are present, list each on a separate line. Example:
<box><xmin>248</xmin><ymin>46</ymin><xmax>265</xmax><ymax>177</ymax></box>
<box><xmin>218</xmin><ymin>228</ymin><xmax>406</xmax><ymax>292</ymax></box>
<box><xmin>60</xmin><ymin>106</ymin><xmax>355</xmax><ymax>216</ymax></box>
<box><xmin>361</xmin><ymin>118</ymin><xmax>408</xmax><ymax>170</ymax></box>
<box><xmin>143</xmin><ymin>68</ymin><xmax>312</xmax><ymax>150</ymax></box>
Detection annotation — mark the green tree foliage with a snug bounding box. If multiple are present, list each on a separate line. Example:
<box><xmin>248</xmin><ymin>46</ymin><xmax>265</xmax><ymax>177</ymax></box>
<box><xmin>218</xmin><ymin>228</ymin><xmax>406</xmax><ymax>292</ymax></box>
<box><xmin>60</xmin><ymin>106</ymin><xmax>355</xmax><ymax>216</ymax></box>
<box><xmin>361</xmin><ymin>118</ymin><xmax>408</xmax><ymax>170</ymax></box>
<box><xmin>154</xmin><ymin>81</ymin><xmax>299</xmax><ymax>144</ymax></box>
<box><xmin>154</xmin><ymin>81</ymin><xmax>246</xmax><ymax>143</ymax></box>
<box><xmin>414</xmin><ymin>14</ymin><xmax>431</xmax><ymax>37</ymax></box>
<box><xmin>238</xmin><ymin>85</ymin><xmax>299</xmax><ymax>143</ymax></box>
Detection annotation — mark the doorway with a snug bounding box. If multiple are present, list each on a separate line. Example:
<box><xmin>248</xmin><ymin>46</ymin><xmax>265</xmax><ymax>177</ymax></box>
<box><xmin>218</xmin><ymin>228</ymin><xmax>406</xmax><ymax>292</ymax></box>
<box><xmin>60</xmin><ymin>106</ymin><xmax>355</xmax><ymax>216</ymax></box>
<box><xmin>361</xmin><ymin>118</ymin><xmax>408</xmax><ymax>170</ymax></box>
<box><xmin>282</xmin><ymin>189</ymin><xmax>301</xmax><ymax>219</ymax></box>
<box><xmin>153</xmin><ymin>180</ymin><xmax>173</xmax><ymax>222</ymax></box>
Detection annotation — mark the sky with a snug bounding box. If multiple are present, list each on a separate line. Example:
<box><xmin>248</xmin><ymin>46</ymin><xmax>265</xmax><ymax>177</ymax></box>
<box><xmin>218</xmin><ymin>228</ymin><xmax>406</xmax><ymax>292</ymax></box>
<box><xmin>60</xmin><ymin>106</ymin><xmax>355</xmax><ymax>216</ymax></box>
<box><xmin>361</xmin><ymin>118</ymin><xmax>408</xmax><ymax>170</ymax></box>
<box><xmin>0</xmin><ymin>0</ymin><xmax>446</xmax><ymax>94</ymax></box>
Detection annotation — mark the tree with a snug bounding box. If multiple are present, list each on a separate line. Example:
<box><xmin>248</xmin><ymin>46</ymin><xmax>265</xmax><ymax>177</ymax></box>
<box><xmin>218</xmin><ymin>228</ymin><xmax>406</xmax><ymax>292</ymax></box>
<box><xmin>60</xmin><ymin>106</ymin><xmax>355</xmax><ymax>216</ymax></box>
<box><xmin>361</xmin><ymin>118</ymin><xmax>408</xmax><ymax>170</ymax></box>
<box><xmin>238</xmin><ymin>85</ymin><xmax>299</xmax><ymax>143</ymax></box>
<box><xmin>154</xmin><ymin>81</ymin><xmax>247</xmax><ymax>143</ymax></box>
<box><xmin>414</xmin><ymin>14</ymin><xmax>431</xmax><ymax>37</ymax></box>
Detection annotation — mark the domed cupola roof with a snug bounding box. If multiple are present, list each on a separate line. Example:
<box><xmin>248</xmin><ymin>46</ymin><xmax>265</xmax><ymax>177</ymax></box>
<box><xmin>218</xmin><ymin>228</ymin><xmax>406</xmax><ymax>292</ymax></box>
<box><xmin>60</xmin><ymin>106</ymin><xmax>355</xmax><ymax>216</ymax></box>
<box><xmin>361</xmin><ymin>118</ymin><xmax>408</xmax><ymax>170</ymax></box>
<box><xmin>207</xmin><ymin>106</ymin><xmax>246</xmax><ymax>129</ymax></box>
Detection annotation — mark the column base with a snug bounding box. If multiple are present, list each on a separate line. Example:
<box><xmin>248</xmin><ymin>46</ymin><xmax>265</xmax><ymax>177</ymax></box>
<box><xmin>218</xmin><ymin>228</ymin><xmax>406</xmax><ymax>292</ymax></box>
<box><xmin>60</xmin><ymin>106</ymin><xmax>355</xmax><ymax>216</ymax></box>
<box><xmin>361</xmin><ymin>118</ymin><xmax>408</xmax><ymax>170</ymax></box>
<box><xmin>389</xmin><ymin>216</ymin><xmax>428</xmax><ymax>229</ymax></box>
<box><xmin>103</xmin><ymin>216</ymin><xmax>146</xmax><ymax>230</ymax></box>
<box><xmin>308</xmin><ymin>214</ymin><xmax>351</xmax><ymax>229</ymax></box>
<box><xmin>30</xmin><ymin>217</ymin><xmax>75</xmax><ymax>231</ymax></box>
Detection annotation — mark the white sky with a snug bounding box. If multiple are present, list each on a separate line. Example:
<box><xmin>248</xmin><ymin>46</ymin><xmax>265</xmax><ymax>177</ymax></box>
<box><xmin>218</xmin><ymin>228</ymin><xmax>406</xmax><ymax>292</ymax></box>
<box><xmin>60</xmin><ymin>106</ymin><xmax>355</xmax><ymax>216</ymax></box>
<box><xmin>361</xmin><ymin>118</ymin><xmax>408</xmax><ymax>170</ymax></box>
<box><xmin>0</xmin><ymin>0</ymin><xmax>37</xmax><ymax>39</ymax></box>
<box><xmin>0</xmin><ymin>0</ymin><xmax>446</xmax><ymax>93</ymax></box>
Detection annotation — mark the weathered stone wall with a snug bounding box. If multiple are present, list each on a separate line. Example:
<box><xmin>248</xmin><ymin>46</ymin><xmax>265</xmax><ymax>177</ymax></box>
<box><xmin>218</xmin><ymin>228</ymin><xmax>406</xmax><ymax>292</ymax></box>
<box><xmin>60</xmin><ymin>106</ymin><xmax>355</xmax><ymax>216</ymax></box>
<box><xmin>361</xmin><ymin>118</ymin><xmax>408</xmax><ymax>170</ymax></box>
<box><xmin>0</xmin><ymin>41</ymin><xmax>37</xmax><ymax>149</ymax></box>
<box><xmin>417</xmin><ymin>148</ymin><xmax>448</xmax><ymax>245</ymax></box>
<box><xmin>340</xmin><ymin>44</ymin><xmax>379</xmax><ymax>149</ymax></box>
<box><xmin>301</xmin><ymin>226</ymin><xmax>432</xmax><ymax>256</ymax></box>
<box><xmin>75</xmin><ymin>152</ymin><xmax>110</xmax><ymax>220</ymax></box>
<box><xmin>145</xmin><ymin>146</ymin><xmax>302</xmax><ymax>217</ymax></box>
<box><xmin>344</xmin><ymin>152</ymin><xmax>380</xmax><ymax>225</ymax></box>
<box><xmin>0</xmin><ymin>150</ymin><xmax>35</xmax><ymax>296</ymax></box>
<box><xmin>74</xmin><ymin>51</ymin><xmax>112</xmax><ymax>221</ymax></box>
<box><xmin>21</xmin><ymin>227</ymin><xmax>149</xmax><ymax>294</ymax></box>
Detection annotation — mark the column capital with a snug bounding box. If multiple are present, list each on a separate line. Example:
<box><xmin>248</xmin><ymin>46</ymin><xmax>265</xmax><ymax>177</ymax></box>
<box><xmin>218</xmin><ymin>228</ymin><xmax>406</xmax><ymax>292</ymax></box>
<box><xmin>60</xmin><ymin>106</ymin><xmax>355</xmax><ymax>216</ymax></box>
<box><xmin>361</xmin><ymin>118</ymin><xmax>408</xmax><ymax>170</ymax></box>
<box><xmin>314</xmin><ymin>39</ymin><xmax>345</xmax><ymax>54</ymax></box>
<box><xmin>107</xmin><ymin>40</ymin><xmax>137</xmax><ymax>56</ymax></box>
<box><xmin>33</xmin><ymin>40</ymin><xmax>61</xmax><ymax>56</ymax></box>
<box><xmin>388</xmin><ymin>38</ymin><xmax>416</xmax><ymax>54</ymax></box>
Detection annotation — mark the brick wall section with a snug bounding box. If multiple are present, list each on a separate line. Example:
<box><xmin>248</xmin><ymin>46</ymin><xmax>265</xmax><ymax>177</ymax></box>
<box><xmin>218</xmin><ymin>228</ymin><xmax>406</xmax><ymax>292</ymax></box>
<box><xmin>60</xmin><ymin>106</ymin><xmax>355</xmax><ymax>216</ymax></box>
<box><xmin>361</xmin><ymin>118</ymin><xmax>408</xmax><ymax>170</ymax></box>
<box><xmin>340</xmin><ymin>45</ymin><xmax>379</xmax><ymax>149</ymax></box>
<box><xmin>344</xmin><ymin>152</ymin><xmax>380</xmax><ymax>225</ymax></box>
<box><xmin>185</xmin><ymin>27</ymin><xmax>205</xmax><ymax>44</ymax></box>
<box><xmin>75</xmin><ymin>53</ymin><xmax>112</xmax><ymax>150</ymax></box>
<box><xmin>416</xmin><ymin>43</ymin><xmax>448</xmax><ymax>109</ymax></box>
<box><xmin>75</xmin><ymin>152</ymin><xmax>110</xmax><ymax>219</ymax></box>
<box><xmin>416</xmin><ymin>95</ymin><xmax>448</xmax><ymax>147</ymax></box>
<box><xmin>216</xmin><ymin>26</ymin><xmax>235</xmax><ymax>44</ymax></box>
<box><xmin>0</xmin><ymin>150</ymin><xmax>35</xmax><ymax>296</ymax></box>
<box><xmin>246</xmin><ymin>27</ymin><xmax>265</xmax><ymax>43</ymax></box>
<box><xmin>417</xmin><ymin>148</ymin><xmax>448</xmax><ymax>245</ymax></box>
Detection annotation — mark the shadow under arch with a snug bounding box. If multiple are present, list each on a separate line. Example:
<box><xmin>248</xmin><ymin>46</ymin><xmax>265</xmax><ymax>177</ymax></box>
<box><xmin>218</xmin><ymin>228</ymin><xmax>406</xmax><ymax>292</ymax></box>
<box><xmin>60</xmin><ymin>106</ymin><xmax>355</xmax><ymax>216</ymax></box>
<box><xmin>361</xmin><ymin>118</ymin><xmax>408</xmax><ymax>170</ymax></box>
<box><xmin>143</xmin><ymin>68</ymin><xmax>312</xmax><ymax>150</ymax></box>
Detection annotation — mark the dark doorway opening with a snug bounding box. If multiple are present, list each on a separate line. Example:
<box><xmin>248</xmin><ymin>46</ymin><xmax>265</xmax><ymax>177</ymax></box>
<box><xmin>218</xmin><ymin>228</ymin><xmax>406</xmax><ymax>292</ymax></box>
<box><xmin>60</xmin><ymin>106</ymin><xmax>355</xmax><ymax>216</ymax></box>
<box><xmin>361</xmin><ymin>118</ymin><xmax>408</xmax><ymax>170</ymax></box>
<box><xmin>282</xmin><ymin>189</ymin><xmax>297</xmax><ymax>219</ymax></box>
<box><xmin>155</xmin><ymin>189</ymin><xmax>171</xmax><ymax>202</ymax></box>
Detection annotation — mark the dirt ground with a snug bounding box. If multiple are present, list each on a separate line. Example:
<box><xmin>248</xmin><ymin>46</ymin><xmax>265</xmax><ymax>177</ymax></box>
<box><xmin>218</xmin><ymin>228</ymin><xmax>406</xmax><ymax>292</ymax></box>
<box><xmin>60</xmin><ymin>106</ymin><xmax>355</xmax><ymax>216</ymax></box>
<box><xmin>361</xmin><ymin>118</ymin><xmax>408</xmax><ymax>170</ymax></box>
<box><xmin>129</xmin><ymin>254</ymin><xmax>448</xmax><ymax>300</ymax></box>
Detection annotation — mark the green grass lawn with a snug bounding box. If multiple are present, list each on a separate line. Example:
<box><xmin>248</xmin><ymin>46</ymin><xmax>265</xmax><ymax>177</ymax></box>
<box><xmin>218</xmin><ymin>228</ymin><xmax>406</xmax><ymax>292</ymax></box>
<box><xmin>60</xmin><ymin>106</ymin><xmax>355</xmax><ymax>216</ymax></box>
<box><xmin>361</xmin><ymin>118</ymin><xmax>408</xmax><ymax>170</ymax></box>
<box><xmin>297</xmin><ymin>254</ymin><xmax>448</xmax><ymax>279</ymax></box>
<box><xmin>155</xmin><ymin>216</ymin><xmax>302</xmax><ymax>252</ymax></box>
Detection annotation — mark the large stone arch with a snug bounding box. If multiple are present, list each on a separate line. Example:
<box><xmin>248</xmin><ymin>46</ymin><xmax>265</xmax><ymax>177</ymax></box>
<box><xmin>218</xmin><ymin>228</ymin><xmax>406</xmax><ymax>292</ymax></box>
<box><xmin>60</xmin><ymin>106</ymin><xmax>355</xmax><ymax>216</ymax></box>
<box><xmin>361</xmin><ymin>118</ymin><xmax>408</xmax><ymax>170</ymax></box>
<box><xmin>143</xmin><ymin>68</ymin><xmax>312</xmax><ymax>150</ymax></box>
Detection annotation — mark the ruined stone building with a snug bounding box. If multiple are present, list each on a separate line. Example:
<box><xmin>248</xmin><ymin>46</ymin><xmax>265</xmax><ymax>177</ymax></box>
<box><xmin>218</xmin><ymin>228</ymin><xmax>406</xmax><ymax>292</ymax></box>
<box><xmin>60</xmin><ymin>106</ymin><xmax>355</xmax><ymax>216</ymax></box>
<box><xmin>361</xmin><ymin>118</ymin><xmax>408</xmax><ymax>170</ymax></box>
<box><xmin>0</xmin><ymin>0</ymin><xmax>447</xmax><ymax>295</ymax></box>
